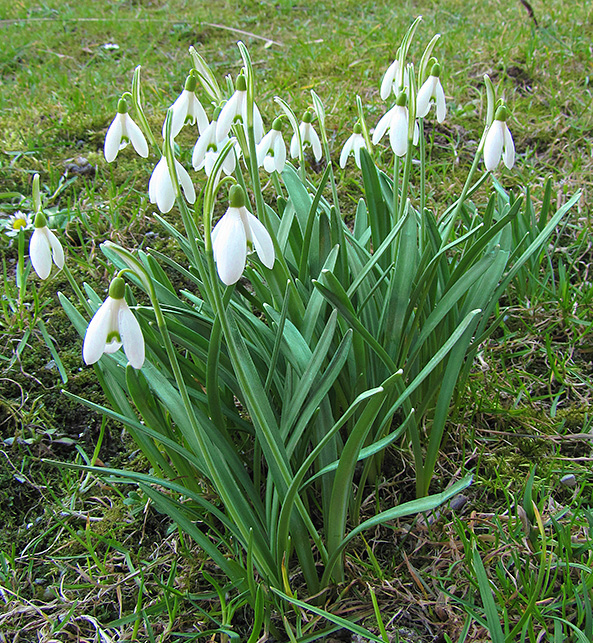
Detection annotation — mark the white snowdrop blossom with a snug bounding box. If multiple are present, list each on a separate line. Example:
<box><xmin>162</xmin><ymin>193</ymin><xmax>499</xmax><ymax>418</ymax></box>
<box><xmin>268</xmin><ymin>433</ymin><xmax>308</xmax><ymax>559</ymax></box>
<box><xmin>162</xmin><ymin>73</ymin><xmax>209</xmax><ymax>140</ymax></box>
<box><xmin>372</xmin><ymin>94</ymin><xmax>418</xmax><ymax>157</ymax></box>
<box><xmin>83</xmin><ymin>277</ymin><xmax>145</xmax><ymax>370</ymax></box>
<box><xmin>483</xmin><ymin>105</ymin><xmax>515</xmax><ymax>171</ymax></box>
<box><xmin>340</xmin><ymin>123</ymin><xmax>367</xmax><ymax>169</ymax></box>
<box><xmin>29</xmin><ymin>212</ymin><xmax>64</xmax><ymax>280</ymax></box>
<box><xmin>290</xmin><ymin>111</ymin><xmax>322</xmax><ymax>161</ymax></box>
<box><xmin>148</xmin><ymin>156</ymin><xmax>196</xmax><ymax>214</ymax></box>
<box><xmin>211</xmin><ymin>185</ymin><xmax>275</xmax><ymax>285</ymax></box>
<box><xmin>416</xmin><ymin>63</ymin><xmax>446</xmax><ymax>123</ymax></box>
<box><xmin>256</xmin><ymin>118</ymin><xmax>287</xmax><ymax>173</ymax></box>
<box><xmin>216</xmin><ymin>74</ymin><xmax>264</xmax><ymax>143</ymax></box>
<box><xmin>104</xmin><ymin>97</ymin><xmax>149</xmax><ymax>163</ymax></box>
<box><xmin>380</xmin><ymin>58</ymin><xmax>409</xmax><ymax>100</ymax></box>
<box><xmin>192</xmin><ymin>120</ymin><xmax>238</xmax><ymax>176</ymax></box>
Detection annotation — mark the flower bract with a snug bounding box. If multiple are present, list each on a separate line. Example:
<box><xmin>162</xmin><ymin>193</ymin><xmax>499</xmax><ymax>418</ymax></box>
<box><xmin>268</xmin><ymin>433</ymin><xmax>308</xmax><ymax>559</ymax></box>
<box><xmin>148</xmin><ymin>156</ymin><xmax>196</xmax><ymax>214</ymax></box>
<box><xmin>83</xmin><ymin>277</ymin><xmax>145</xmax><ymax>369</ymax></box>
<box><xmin>104</xmin><ymin>98</ymin><xmax>149</xmax><ymax>163</ymax></box>
<box><xmin>211</xmin><ymin>185</ymin><xmax>275</xmax><ymax>285</ymax></box>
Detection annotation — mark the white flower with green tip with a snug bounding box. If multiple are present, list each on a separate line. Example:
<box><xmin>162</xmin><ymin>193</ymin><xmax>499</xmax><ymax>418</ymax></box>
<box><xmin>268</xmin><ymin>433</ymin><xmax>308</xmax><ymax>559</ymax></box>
<box><xmin>256</xmin><ymin>118</ymin><xmax>287</xmax><ymax>173</ymax></box>
<box><xmin>104</xmin><ymin>97</ymin><xmax>149</xmax><ymax>163</ymax></box>
<box><xmin>211</xmin><ymin>185</ymin><xmax>275</xmax><ymax>285</ymax></box>
<box><xmin>484</xmin><ymin>105</ymin><xmax>515</xmax><ymax>171</ymax></box>
<box><xmin>416</xmin><ymin>63</ymin><xmax>446</xmax><ymax>123</ymax></box>
<box><xmin>83</xmin><ymin>276</ymin><xmax>145</xmax><ymax>369</ymax></box>
<box><xmin>162</xmin><ymin>73</ymin><xmax>209</xmax><ymax>139</ymax></box>
<box><xmin>29</xmin><ymin>211</ymin><xmax>64</xmax><ymax>279</ymax></box>
<box><xmin>380</xmin><ymin>58</ymin><xmax>409</xmax><ymax>100</ymax></box>
<box><xmin>340</xmin><ymin>123</ymin><xmax>367</xmax><ymax>169</ymax></box>
<box><xmin>290</xmin><ymin>110</ymin><xmax>322</xmax><ymax>161</ymax></box>
<box><xmin>148</xmin><ymin>156</ymin><xmax>196</xmax><ymax>214</ymax></box>
<box><xmin>216</xmin><ymin>73</ymin><xmax>264</xmax><ymax>143</ymax></box>
<box><xmin>372</xmin><ymin>93</ymin><xmax>417</xmax><ymax>157</ymax></box>
<box><xmin>192</xmin><ymin>118</ymin><xmax>238</xmax><ymax>176</ymax></box>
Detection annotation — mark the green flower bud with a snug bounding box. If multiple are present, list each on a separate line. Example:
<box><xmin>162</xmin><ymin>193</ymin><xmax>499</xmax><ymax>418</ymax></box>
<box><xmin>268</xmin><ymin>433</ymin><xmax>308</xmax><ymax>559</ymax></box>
<box><xmin>109</xmin><ymin>276</ymin><xmax>126</xmax><ymax>299</ymax></box>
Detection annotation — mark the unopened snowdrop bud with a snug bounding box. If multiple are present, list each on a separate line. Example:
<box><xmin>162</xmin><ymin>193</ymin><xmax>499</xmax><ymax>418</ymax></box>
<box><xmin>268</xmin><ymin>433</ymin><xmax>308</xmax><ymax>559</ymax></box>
<box><xmin>483</xmin><ymin>105</ymin><xmax>515</xmax><ymax>171</ymax></box>
<box><xmin>211</xmin><ymin>185</ymin><xmax>275</xmax><ymax>285</ymax></box>
<box><xmin>290</xmin><ymin>110</ymin><xmax>322</xmax><ymax>161</ymax></box>
<box><xmin>163</xmin><ymin>73</ymin><xmax>209</xmax><ymax>140</ymax></box>
<box><xmin>104</xmin><ymin>97</ymin><xmax>149</xmax><ymax>163</ymax></box>
<box><xmin>256</xmin><ymin>117</ymin><xmax>287</xmax><ymax>173</ymax></box>
<box><xmin>148</xmin><ymin>156</ymin><xmax>196</xmax><ymax>214</ymax></box>
<box><xmin>340</xmin><ymin>122</ymin><xmax>367</xmax><ymax>169</ymax></box>
<box><xmin>216</xmin><ymin>73</ymin><xmax>264</xmax><ymax>143</ymax></box>
<box><xmin>372</xmin><ymin>92</ymin><xmax>410</xmax><ymax>157</ymax></box>
<box><xmin>416</xmin><ymin>63</ymin><xmax>446</xmax><ymax>122</ymax></box>
<box><xmin>29</xmin><ymin>210</ymin><xmax>65</xmax><ymax>280</ymax></box>
<box><xmin>83</xmin><ymin>276</ymin><xmax>145</xmax><ymax>369</ymax></box>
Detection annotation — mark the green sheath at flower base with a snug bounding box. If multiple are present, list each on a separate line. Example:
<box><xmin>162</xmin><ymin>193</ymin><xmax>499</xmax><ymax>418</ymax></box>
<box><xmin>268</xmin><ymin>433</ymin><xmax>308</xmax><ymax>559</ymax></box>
<box><xmin>494</xmin><ymin>105</ymin><xmax>509</xmax><ymax>122</ymax></box>
<box><xmin>117</xmin><ymin>97</ymin><xmax>129</xmax><ymax>114</ymax></box>
<box><xmin>184</xmin><ymin>73</ymin><xmax>197</xmax><ymax>92</ymax></box>
<box><xmin>236</xmin><ymin>73</ymin><xmax>247</xmax><ymax>92</ymax></box>
<box><xmin>229</xmin><ymin>184</ymin><xmax>246</xmax><ymax>209</ymax></box>
<box><xmin>34</xmin><ymin>211</ymin><xmax>48</xmax><ymax>228</ymax></box>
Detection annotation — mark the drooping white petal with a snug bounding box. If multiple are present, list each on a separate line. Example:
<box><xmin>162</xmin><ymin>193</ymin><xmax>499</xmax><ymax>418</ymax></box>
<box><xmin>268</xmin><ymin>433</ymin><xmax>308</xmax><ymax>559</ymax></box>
<box><xmin>252</xmin><ymin>103</ymin><xmax>265</xmax><ymax>143</ymax></box>
<box><xmin>46</xmin><ymin>228</ymin><xmax>64</xmax><ymax>270</ymax></box>
<box><xmin>246</xmin><ymin>212</ymin><xmax>275</xmax><ymax>269</ymax></box>
<box><xmin>216</xmin><ymin>92</ymin><xmax>243</xmax><ymax>142</ymax></box>
<box><xmin>289</xmin><ymin>132</ymin><xmax>300</xmax><ymax>158</ymax></box>
<box><xmin>104</xmin><ymin>114</ymin><xmax>124</xmax><ymax>163</ymax></box>
<box><xmin>175</xmin><ymin>159</ymin><xmax>196</xmax><ymax>204</ymax></box>
<box><xmin>305</xmin><ymin>124</ymin><xmax>322</xmax><ymax>161</ymax></box>
<box><xmin>149</xmin><ymin>158</ymin><xmax>176</xmax><ymax>213</ymax></box>
<box><xmin>118</xmin><ymin>300</ymin><xmax>145</xmax><ymax>369</ymax></box>
<box><xmin>416</xmin><ymin>76</ymin><xmax>437</xmax><ymax>118</ymax></box>
<box><xmin>484</xmin><ymin>120</ymin><xmax>504</xmax><ymax>171</ymax></box>
<box><xmin>189</xmin><ymin>94</ymin><xmax>209</xmax><ymax>133</ymax></box>
<box><xmin>352</xmin><ymin>135</ymin><xmax>366</xmax><ymax>168</ymax></box>
<box><xmin>124</xmin><ymin>114</ymin><xmax>149</xmax><ymax>157</ymax></box>
<box><xmin>340</xmin><ymin>134</ymin><xmax>355</xmax><ymax>168</ymax></box>
<box><xmin>372</xmin><ymin>106</ymin><xmax>396</xmax><ymax>145</ymax></box>
<box><xmin>192</xmin><ymin>121</ymin><xmax>217</xmax><ymax>170</ymax></box>
<box><xmin>389</xmin><ymin>106</ymin><xmax>409</xmax><ymax>157</ymax></box>
<box><xmin>166</xmin><ymin>90</ymin><xmax>190</xmax><ymax>139</ymax></box>
<box><xmin>380</xmin><ymin>59</ymin><xmax>400</xmax><ymax>101</ymax></box>
<box><xmin>256</xmin><ymin>130</ymin><xmax>273</xmax><ymax>167</ymax></box>
<box><xmin>29</xmin><ymin>228</ymin><xmax>52</xmax><ymax>279</ymax></box>
<box><xmin>212</xmin><ymin>208</ymin><xmax>248</xmax><ymax>285</ymax></box>
<box><xmin>502</xmin><ymin>124</ymin><xmax>515</xmax><ymax>169</ymax></box>
<box><xmin>435</xmin><ymin>80</ymin><xmax>447</xmax><ymax>123</ymax></box>
<box><xmin>83</xmin><ymin>298</ymin><xmax>116</xmax><ymax>365</ymax></box>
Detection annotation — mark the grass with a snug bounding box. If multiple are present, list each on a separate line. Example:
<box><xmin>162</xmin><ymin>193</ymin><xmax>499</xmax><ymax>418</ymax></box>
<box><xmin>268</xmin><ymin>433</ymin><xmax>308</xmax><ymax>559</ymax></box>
<box><xmin>1</xmin><ymin>0</ymin><xmax>592</xmax><ymax>640</ymax></box>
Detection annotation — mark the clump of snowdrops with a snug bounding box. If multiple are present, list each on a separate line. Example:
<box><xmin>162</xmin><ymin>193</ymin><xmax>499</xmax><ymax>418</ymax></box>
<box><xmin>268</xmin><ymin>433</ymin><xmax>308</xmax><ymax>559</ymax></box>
<box><xmin>23</xmin><ymin>16</ymin><xmax>577</xmax><ymax>632</ymax></box>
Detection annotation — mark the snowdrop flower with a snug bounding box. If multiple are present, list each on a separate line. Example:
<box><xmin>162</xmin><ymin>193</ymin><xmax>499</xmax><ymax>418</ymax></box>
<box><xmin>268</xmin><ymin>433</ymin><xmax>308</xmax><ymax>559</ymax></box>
<box><xmin>483</xmin><ymin>105</ymin><xmax>515</xmax><ymax>171</ymax></box>
<box><xmin>83</xmin><ymin>276</ymin><xmax>145</xmax><ymax>369</ymax></box>
<box><xmin>192</xmin><ymin>117</ymin><xmax>238</xmax><ymax>176</ymax></box>
<box><xmin>256</xmin><ymin>118</ymin><xmax>287</xmax><ymax>173</ymax></box>
<box><xmin>216</xmin><ymin>73</ymin><xmax>264</xmax><ymax>143</ymax></box>
<box><xmin>211</xmin><ymin>185</ymin><xmax>275</xmax><ymax>285</ymax></box>
<box><xmin>380</xmin><ymin>58</ymin><xmax>409</xmax><ymax>100</ymax></box>
<box><xmin>162</xmin><ymin>73</ymin><xmax>209</xmax><ymax>140</ymax></box>
<box><xmin>372</xmin><ymin>93</ymin><xmax>417</xmax><ymax>157</ymax></box>
<box><xmin>290</xmin><ymin>110</ymin><xmax>322</xmax><ymax>161</ymax></box>
<box><xmin>416</xmin><ymin>63</ymin><xmax>446</xmax><ymax>122</ymax></box>
<box><xmin>340</xmin><ymin>123</ymin><xmax>367</xmax><ymax>169</ymax></box>
<box><xmin>29</xmin><ymin>211</ymin><xmax>64</xmax><ymax>279</ymax></box>
<box><xmin>104</xmin><ymin>97</ymin><xmax>149</xmax><ymax>163</ymax></box>
<box><xmin>148</xmin><ymin>156</ymin><xmax>196</xmax><ymax>214</ymax></box>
